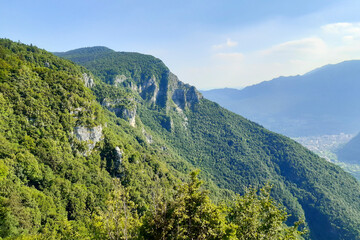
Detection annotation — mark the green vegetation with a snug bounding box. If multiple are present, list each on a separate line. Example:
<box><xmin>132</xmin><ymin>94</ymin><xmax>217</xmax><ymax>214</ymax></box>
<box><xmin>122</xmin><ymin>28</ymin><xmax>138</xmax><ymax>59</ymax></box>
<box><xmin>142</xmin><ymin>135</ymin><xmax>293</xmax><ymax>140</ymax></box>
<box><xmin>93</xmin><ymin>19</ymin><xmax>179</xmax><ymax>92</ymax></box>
<box><xmin>58</xmin><ymin>46</ymin><xmax>360</xmax><ymax>240</ymax></box>
<box><xmin>0</xmin><ymin>39</ymin><xmax>305</xmax><ymax>239</ymax></box>
<box><xmin>55</xmin><ymin>46</ymin><xmax>168</xmax><ymax>86</ymax></box>
<box><xmin>138</xmin><ymin>99</ymin><xmax>360</xmax><ymax>240</ymax></box>
<box><xmin>0</xmin><ymin>39</ymin><xmax>179</xmax><ymax>238</ymax></box>
<box><xmin>139</xmin><ymin>171</ymin><xmax>304</xmax><ymax>240</ymax></box>
<box><xmin>1</xmin><ymin>39</ymin><xmax>360</xmax><ymax>239</ymax></box>
<box><xmin>91</xmin><ymin>171</ymin><xmax>304</xmax><ymax>240</ymax></box>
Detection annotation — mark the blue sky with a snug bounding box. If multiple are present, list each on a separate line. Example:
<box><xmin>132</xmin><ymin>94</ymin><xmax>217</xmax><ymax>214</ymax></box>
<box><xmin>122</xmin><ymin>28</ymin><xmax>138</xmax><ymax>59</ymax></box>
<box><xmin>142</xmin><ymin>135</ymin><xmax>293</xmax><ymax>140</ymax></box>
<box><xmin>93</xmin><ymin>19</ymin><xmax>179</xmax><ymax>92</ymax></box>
<box><xmin>2</xmin><ymin>0</ymin><xmax>360</xmax><ymax>89</ymax></box>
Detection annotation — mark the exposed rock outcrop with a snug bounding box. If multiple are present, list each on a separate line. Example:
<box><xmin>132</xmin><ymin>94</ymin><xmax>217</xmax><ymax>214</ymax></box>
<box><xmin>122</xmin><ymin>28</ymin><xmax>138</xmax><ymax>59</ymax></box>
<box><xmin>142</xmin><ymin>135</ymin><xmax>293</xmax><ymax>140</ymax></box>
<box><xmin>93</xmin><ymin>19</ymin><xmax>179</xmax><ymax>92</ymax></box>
<box><xmin>114</xmin><ymin>74</ymin><xmax>127</xmax><ymax>85</ymax></box>
<box><xmin>172</xmin><ymin>89</ymin><xmax>186</xmax><ymax>109</ymax></box>
<box><xmin>101</xmin><ymin>98</ymin><xmax>137</xmax><ymax>127</ymax></box>
<box><xmin>70</xmin><ymin>107</ymin><xmax>83</xmax><ymax>116</ymax></box>
<box><xmin>142</xmin><ymin>128</ymin><xmax>153</xmax><ymax>144</ymax></box>
<box><xmin>186</xmin><ymin>86</ymin><xmax>201</xmax><ymax>105</ymax></box>
<box><xmin>139</xmin><ymin>75</ymin><xmax>159</xmax><ymax>104</ymax></box>
<box><xmin>122</xmin><ymin>108</ymin><xmax>136</xmax><ymax>127</ymax></box>
<box><xmin>168</xmin><ymin>72</ymin><xmax>202</xmax><ymax>110</ymax></box>
<box><xmin>73</xmin><ymin>125</ymin><xmax>103</xmax><ymax>155</ymax></box>
<box><xmin>109</xmin><ymin>71</ymin><xmax>201</xmax><ymax>112</ymax></box>
<box><xmin>114</xmin><ymin>146</ymin><xmax>123</xmax><ymax>171</ymax></box>
<box><xmin>82</xmin><ymin>73</ymin><xmax>95</xmax><ymax>88</ymax></box>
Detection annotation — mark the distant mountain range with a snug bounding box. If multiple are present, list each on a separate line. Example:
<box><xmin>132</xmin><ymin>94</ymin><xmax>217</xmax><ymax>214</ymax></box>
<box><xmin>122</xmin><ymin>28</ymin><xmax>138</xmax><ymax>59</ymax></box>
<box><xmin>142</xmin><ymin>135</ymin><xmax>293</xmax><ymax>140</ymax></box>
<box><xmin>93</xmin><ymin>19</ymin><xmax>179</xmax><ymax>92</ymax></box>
<box><xmin>201</xmin><ymin>60</ymin><xmax>360</xmax><ymax>137</ymax></box>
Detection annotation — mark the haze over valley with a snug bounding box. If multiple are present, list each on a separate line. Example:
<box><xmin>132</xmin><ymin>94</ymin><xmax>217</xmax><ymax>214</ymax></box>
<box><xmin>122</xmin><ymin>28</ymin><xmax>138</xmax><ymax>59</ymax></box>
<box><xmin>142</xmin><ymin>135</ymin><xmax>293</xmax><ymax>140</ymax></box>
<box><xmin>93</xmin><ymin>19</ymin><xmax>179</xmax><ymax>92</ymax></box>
<box><xmin>202</xmin><ymin>60</ymin><xmax>360</xmax><ymax>180</ymax></box>
<box><xmin>2</xmin><ymin>1</ymin><xmax>360</xmax><ymax>239</ymax></box>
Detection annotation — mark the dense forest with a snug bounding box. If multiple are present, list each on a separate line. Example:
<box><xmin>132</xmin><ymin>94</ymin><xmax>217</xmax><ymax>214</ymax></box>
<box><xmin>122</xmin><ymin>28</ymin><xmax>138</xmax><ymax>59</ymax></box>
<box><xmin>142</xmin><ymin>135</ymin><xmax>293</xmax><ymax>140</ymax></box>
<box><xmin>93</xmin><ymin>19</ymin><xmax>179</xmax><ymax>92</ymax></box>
<box><xmin>0</xmin><ymin>40</ymin><xmax>305</xmax><ymax>239</ymax></box>
<box><xmin>0</xmin><ymin>39</ymin><xmax>359</xmax><ymax>239</ymax></box>
<box><xmin>59</xmin><ymin>46</ymin><xmax>360</xmax><ymax>240</ymax></box>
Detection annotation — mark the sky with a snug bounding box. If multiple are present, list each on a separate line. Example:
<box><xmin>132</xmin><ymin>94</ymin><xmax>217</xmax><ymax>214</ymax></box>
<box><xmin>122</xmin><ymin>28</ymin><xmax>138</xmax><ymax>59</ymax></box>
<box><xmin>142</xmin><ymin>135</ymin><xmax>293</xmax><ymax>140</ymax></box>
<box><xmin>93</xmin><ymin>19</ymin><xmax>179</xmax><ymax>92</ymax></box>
<box><xmin>2</xmin><ymin>0</ymin><xmax>360</xmax><ymax>89</ymax></box>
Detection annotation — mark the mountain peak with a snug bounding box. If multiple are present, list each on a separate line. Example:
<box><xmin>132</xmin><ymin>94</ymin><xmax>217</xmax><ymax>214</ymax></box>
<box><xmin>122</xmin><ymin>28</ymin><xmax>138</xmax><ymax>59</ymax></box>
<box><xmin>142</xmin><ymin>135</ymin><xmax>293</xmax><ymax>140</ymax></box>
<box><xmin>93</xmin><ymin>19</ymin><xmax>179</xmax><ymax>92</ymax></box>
<box><xmin>304</xmin><ymin>59</ymin><xmax>360</xmax><ymax>76</ymax></box>
<box><xmin>54</xmin><ymin>46</ymin><xmax>115</xmax><ymax>56</ymax></box>
<box><xmin>56</xmin><ymin>48</ymin><xmax>202</xmax><ymax>112</ymax></box>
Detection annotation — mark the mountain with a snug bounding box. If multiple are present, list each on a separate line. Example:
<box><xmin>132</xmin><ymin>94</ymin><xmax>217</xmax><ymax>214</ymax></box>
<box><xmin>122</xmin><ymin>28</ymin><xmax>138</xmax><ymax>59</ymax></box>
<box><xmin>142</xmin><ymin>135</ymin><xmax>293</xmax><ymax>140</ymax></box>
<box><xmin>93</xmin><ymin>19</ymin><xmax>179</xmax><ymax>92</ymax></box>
<box><xmin>0</xmin><ymin>39</ymin><xmax>199</xmax><ymax>239</ymax></box>
<box><xmin>0</xmin><ymin>39</ymin><xmax>307</xmax><ymax>240</ymax></box>
<box><xmin>201</xmin><ymin>60</ymin><xmax>360</xmax><ymax>137</ymax></box>
<box><xmin>0</xmin><ymin>39</ymin><xmax>359</xmax><ymax>239</ymax></box>
<box><xmin>55</xmin><ymin>47</ymin><xmax>360</xmax><ymax>240</ymax></box>
<box><xmin>337</xmin><ymin>133</ymin><xmax>360</xmax><ymax>164</ymax></box>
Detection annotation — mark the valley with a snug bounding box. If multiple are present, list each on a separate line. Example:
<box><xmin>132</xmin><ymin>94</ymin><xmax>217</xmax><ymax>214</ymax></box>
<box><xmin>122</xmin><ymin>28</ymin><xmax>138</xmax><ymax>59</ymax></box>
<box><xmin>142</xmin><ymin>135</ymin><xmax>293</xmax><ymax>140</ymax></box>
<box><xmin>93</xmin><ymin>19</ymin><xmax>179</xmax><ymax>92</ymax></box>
<box><xmin>202</xmin><ymin>61</ymin><xmax>360</xmax><ymax>183</ymax></box>
<box><xmin>293</xmin><ymin>134</ymin><xmax>360</xmax><ymax>180</ymax></box>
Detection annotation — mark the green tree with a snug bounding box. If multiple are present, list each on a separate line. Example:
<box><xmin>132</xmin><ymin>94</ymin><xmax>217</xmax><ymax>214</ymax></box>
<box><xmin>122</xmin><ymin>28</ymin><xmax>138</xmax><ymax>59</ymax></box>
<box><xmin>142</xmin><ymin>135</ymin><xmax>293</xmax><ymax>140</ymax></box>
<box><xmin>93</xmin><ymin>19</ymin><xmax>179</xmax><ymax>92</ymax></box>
<box><xmin>229</xmin><ymin>184</ymin><xmax>305</xmax><ymax>240</ymax></box>
<box><xmin>92</xmin><ymin>179</ymin><xmax>140</xmax><ymax>240</ymax></box>
<box><xmin>140</xmin><ymin>170</ymin><xmax>235</xmax><ymax>240</ymax></box>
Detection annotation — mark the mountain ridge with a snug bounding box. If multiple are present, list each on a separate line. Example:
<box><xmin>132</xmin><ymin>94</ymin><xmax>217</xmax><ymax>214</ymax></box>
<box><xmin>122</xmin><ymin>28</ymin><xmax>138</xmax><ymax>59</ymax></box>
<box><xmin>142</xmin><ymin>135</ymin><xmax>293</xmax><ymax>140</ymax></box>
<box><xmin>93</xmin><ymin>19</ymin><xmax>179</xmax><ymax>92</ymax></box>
<box><xmin>56</xmin><ymin>46</ymin><xmax>360</xmax><ymax>240</ymax></box>
<box><xmin>0</xmin><ymin>40</ymin><xmax>358</xmax><ymax>239</ymax></box>
<box><xmin>202</xmin><ymin>60</ymin><xmax>360</xmax><ymax>137</ymax></box>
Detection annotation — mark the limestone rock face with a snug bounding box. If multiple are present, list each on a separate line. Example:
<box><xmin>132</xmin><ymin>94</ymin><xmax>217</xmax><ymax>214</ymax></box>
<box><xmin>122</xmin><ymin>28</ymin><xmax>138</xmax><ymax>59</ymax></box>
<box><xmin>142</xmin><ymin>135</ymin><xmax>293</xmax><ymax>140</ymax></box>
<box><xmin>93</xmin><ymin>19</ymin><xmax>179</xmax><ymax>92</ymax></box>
<box><xmin>114</xmin><ymin>146</ymin><xmax>123</xmax><ymax>171</ymax></box>
<box><xmin>139</xmin><ymin>75</ymin><xmax>159</xmax><ymax>104</ymax></box>
<box><xmin>122</xmin><ymin>108</ymin><xmax>136</xmax><ymax>127</ymax></box>
<box><xmin>114</xmin><ymin>74</ymin><xmax>127</xmax><ymax>85</ymax></box>
<box><xmin>172</xmin><ymin>89</ymin><xmax>186</xmax><ymax>109</ymax></box>
<box><xmin>101</xmin><ymin>98</ymin><xmax>137</xmax><ymax>127</ymax></box>
<box><xmin>109</xmin><ymin>71</ymin><xmax>201</xmax><ymax>112</ymax></box>
<box><xmin>129</xmin><ymin>81</ymin><xmax>138</xmax><ymax>91</ymax></box>
<box><xmin>73</xmin><ymin>125</ymin><xmax>103</xmax><ymax>155</ymax></box>
<box><xmin>186</xmin><ymin>86</ymin><xmax>201</xmax><ymax>105</ymax></box>
<box><xmin>141</xmin><ymin>75</ymin><xmax>156</xmax><ymax>90</ymax></box>
<box><xmin>82</xmin><ymin>73</ymin><xmax>95</xmax><ymax>88</ymax></box>
<box><xmin>168</xmin><ymin>72</ymin><xmax>202</xmax><ymax>110</ymax></box>
<box><xmin>70</xmin><ymin>107</ymin><xmax>83</xmax><ymax>116</ymax></box>
<box><xmin>142</xmin><ymin>128</ymin><xmax>153</xmax><ymax>144</ymax></box>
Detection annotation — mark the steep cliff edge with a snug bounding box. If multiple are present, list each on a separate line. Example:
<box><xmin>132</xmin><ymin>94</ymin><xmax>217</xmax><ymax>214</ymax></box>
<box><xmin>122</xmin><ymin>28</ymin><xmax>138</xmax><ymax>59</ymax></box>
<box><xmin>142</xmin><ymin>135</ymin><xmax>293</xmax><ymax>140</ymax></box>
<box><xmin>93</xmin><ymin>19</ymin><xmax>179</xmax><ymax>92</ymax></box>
<box><xmin>57</xmin><ymin>46</ymin><xmax>360</xmax><ymax>240</ymax></box>
<box><xmin>0</xmin><ymin>40</ymin><xmax>196</xmax><ymax>238</ymax></box>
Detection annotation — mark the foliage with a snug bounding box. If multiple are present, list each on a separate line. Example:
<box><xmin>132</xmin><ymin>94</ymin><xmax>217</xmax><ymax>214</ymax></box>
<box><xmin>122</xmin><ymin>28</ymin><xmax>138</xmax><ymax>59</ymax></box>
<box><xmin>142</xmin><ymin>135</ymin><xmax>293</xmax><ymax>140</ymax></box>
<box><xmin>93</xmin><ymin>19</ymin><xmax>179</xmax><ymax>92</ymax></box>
<box><xmin>139</xmin><ymin>171</ymin><xmax>304</xmax><ymax>240</ymax></box>
<box><xmin>0</xmin><ymin>39</ymin><xmax>181</xmax><ymax>239</ymax></box>
<box><xmin>90</xmin><ymin>179</ymin><xmax>140</xmax><ymax>240</ymax></box>
<box><xmin>60</xmin><ymin>45</ymin><xmax>360</xmax><ymax>240</ymax></box>
<box><xmin>1</xmin><ymin>39</ymin><xmax>359</xmax><ymax>240</ymax></box>
<box><xmin>55</xmin><ymin>47</ymin><xmax>168</xmax><ymax>86</ymax></box>
<box><xmin>140</xmin><ymin>170</ymin><xmax>236</xmax><ymax>240</ymax></box>
<box><xmin>229</xmin><ymin>184</ymin><xmax>305</xmax><ymax>240</ymax></box>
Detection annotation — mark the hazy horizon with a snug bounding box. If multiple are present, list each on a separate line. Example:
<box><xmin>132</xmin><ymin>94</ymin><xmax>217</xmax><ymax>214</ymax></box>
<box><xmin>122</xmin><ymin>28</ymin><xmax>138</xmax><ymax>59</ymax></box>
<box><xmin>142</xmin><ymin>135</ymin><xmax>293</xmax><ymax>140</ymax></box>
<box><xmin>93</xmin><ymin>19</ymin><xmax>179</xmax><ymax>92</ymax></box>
<box><xmin>3</xmin><ymin>0</ymin><xmax>360</xmax><ymax>89</ymax></box>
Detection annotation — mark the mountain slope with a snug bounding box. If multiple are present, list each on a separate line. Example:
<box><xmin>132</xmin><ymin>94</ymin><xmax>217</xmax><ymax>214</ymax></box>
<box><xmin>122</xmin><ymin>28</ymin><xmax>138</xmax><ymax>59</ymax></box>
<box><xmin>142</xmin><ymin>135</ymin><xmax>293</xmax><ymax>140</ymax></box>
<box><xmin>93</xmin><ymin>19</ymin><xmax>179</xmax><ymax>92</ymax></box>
<box><xmin>0</xmin><ymin>39</ymin><xmax>202</xmax><ymax>238</ymax></box>
<box><xmin>337</xmin><ymin>133</ymin><xmax>360</xmax><ymax>164</ymax></box>
<box><xmin>0</xmin><ymin>39</ymin><xmax>307</xmax><ymax>239</ymax></box>
<box><xmin>201</xmin><ymin>60</ymin><xmax>360</xmax><ymax>137</ymax></box>
<box><xmin>58</xmin><ymin>47</ymin><xmax>360</xmax><ymax>240</ymax></box>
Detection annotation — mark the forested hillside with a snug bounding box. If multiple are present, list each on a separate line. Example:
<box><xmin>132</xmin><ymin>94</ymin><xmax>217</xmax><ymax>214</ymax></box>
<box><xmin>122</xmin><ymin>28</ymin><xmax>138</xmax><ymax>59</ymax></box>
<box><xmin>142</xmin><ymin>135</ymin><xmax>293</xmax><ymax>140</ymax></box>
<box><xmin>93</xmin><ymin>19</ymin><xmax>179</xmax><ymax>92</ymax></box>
<box><xmin>0</xmin><ymin>40</ymin><xmax>306</xmax><ymax>239</ymax></box>
<box><xmin>0</xmin><ymin>39</ymin><xmax>191</xmax><ymax>238</ymax></box>
<box><xmin>0</xmin><ymin>39</ymin><xmax>359</xmax><ymax>239</ymax></box>
<box><xmin>57</xmin><ymin>46</ymin><xmax>360</xmax><ymax>240</ymax></box>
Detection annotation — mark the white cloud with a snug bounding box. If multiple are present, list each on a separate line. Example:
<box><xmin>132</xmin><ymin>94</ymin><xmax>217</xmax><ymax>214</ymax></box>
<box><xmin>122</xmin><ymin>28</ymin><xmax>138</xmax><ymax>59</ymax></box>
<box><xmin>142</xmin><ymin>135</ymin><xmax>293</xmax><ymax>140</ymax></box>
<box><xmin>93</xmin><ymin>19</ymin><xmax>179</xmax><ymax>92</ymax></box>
<box><xmin>343</xmin><ymin>35</ymin><xmax>354</xmax><ymax>42</ymax></box>
<box><xmin>257</xmin><ymin>37</ymin><xmax>328</xmax><ymax>62</ymax></box>
<box><xmin>319</xmin><ymin>22</ymin><xmax>360</xmax><ymax>59</ymax></box>
<box><xmin>180</xmin><ymin>22</ymin><xmax>360</xmax><ymax>89</ymax></box>
<box><xmin>259</xmin><ymin>37</ymin><xmax>327</xmax><ymax>59</ymax></box>
<box><xmin>200</xmin><ymin>37</ymin><xmax>330</xmax><ymax>88</ymax></box>
<box><xmin>322</xmin><ymin>22</ymin><xmax>360</xmax><ymax>35</ymax></box>
<box><xmin>212</xmin><ymin>38</ymin><xmax>238</xmax><ymax>50</ymax></box>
